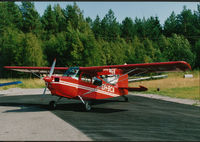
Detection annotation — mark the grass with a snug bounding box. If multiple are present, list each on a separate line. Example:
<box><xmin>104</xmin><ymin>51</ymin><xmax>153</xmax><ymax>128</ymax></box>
<box><xmin>0</xmin><ymin>78</ymin><xmax>45</xmax><ymax>90</ymax></box>
<box><xmin>129</xmin><ymin>70</ymin><xmax>200</xmax><ymax>100</ymax></box>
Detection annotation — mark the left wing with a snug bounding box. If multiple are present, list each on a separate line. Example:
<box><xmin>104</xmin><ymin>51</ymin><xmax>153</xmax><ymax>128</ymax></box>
<box><xmin>79</xmin><ymin>61</ymin><xmax>191</xmax><ymax>76</ymax></box>
<box><xmin>4</xmin><ymin>66</ymin><xmax>68</xmax><ymax>74</ymax></box>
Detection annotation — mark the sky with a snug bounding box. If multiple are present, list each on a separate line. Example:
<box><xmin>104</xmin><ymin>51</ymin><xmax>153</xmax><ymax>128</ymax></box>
<box><xmin>17</xmin><ymin>2</ymin><xmax>200</xmax><ymax>26</ymax></box>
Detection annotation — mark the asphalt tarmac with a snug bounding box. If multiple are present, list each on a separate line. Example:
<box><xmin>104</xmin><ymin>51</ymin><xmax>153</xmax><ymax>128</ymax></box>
<box><xmin>0</xmin><ymin>94</ymin><xmax>200</xmax><ymax>141</ymax></box>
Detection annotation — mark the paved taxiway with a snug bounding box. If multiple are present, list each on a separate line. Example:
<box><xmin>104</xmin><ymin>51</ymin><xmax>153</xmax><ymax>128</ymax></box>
<box><xmin>0</xmin><ymin>88</ymin><xmax>200</xmax><ymax>141</ymax></box>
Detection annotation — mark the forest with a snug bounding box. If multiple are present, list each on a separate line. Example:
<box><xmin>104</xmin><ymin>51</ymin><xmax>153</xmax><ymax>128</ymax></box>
<box><xmin>0</xmin><ymin>2</ymin><xmax>199</xmax><ymax>77</ymax></box>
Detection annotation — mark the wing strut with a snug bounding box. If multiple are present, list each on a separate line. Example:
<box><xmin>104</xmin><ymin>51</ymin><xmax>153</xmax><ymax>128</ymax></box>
<box><xmin>28</xmin><ymin>69</ymin><xmax>42</xmax><ymax>79</ymax></box>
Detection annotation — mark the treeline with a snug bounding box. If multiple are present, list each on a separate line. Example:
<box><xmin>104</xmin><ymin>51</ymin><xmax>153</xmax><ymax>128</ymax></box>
<box><xmin>0</xmin><ymin>2</ymin><xmax>199</xmax><ymax>77</ymax></box>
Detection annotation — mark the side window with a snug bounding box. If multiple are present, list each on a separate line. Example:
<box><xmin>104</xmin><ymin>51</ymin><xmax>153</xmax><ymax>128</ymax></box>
<box><xmin>93</xmin><ymin>77</ymin><xmax>102</xmax><ymax>86</ymax></box>
<box><xmin>102</xmin><ymin>75</ymin><xmax>119</xmax><ymax>85</ymax></box>
<box><xmin>81</xmin><ymin>73</ymin><xmax>91</xmax><ymax>83</ymax></box>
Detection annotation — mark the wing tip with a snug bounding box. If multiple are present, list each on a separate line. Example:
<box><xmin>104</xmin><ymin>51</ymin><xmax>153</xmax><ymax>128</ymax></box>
<box><xmin>177</xmin><ymin>61</ymin><xmax>192</xmax><ymax>71</ymax></box>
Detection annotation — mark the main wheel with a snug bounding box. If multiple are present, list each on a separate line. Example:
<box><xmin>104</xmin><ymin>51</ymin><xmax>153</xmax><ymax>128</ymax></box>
<box><xmin>122</xmin><ymin>95</ymin><xmax>128</xmax><ymax>102</ymax></box>
<box><xmin>85</xmin><ymin>101</ymin><xmax>92</xmax><ymax>111</ymax></box>
<box><xmin>49</xmin><ymin>101</ymin><xmax>56</xmax><ymax>110</ymax></box>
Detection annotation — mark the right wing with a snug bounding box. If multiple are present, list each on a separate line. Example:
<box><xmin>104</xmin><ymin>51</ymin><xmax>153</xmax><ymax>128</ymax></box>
<box><xmin>4</xmin><ymin>66</ymin><xmax>68</xmax><ymax>74</ymax></box>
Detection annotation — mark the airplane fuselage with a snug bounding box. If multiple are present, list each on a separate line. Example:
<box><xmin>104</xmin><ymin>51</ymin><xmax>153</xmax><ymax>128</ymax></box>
<box><xmin>46</xmin><ymin>75</ymin><xmax>128</xmax><ymax>100</ymax></box>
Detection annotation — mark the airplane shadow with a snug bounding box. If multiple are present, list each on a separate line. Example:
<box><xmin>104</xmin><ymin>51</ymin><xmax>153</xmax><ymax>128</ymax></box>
<box><xmin>0</xmin><ymin>95</ymin><xmax>128</xmax><ymax>113</ymax></box>
<box><xmin>54</xmin><ymin>103</ymin><xmax>127</xmax><ymax>113</ymax></box>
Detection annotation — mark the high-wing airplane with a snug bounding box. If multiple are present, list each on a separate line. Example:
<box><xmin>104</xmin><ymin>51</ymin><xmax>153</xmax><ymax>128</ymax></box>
<box><xmin>4</xmin><ymin>60</ymin><xmax>191</xmax><ymax>111</ymax></box>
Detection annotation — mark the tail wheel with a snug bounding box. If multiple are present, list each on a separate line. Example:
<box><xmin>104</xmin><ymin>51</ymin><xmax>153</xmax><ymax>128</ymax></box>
<box><xmin>49</xmin><ymin>101</ymin><xmax>56</xmax><ymax>110</ymax></box>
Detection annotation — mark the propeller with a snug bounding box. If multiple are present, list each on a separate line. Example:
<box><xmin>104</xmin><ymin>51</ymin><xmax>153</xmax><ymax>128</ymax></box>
<box><xmin>42</xmin><ymin>58</ymin><xmax>56</xmax><ymax>96</ymax></box>
<box><xmin>49</xmin><ymin>58</ymin><xmax>56</xmax><ymax>77</ymax></box>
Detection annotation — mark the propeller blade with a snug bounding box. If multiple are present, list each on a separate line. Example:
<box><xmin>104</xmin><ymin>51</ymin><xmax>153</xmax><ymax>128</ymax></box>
<box><xmin>41</xmin><ymin>85</ymin><xmax>47</xmax><ymax>101</ymax></box>
<box><xmin>49</xmin><ymin>58</ymin><xmax>56</xmax><ymax>77</ymax></box>
<box><xmin>41</xmin><ymin>59</ymin><xmax>56</xmax><ymax>100</ymax></box>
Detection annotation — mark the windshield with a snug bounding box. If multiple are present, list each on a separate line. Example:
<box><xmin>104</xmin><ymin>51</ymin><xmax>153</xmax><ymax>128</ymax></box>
<box><xmin>63</xmin><ymin>67</ymin><xmax>79</xmax><ymax>79</ymax></box>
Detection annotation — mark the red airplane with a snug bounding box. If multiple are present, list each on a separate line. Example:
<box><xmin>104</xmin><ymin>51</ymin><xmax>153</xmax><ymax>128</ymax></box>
<box><xmin>4</xmin><ymin>60</ymin><xmax>191</xmax><ymax>111</ymax></box>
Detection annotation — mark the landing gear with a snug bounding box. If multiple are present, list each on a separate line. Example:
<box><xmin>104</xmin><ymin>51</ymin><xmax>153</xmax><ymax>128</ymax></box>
<box><xmin>78</xmin><ymin>95</ymin><xmax>92</xmax><ymax>111</ymax></box>
<box><xmin>48</xmin><ymin>96</ymin><xmax>63</xmax><ymax>110</ymax></box>
<box><xmin>122</xmin><ymin>95</ymin><xmax>128</xmax><ymax>102</ymax></box>
<box><xmin>49</xmin><ymin>101</ymin><xmax>56</xmax><ymax>110</ymax></box>
<box><xmin>85</xmin><ymin>101</ymin><xmax>92</xmax><ymax>111</ymax></box>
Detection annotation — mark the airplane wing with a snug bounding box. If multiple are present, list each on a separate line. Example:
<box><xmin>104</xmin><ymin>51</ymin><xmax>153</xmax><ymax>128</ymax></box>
<box><xmin>4</xmin><ymin>61</ymin><xmax>191</xmax><ymax>76</ymax></box>
<box><xmin>4</xmin><ymin>66</ymin><xmax>68</xmax><ymax>74</ymax></box>
<box><xmin>79</xmin><ymin>61</ymin><xmax>191</xmax><ymax>76</ymax></box>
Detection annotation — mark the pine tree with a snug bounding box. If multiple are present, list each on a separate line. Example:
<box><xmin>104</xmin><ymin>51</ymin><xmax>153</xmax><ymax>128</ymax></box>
<box><xmin>41</xmin><ymin>5</ymin><xmax>57</xmax><ymax>34</ymax></box>
<box><xmin>92</xmin><ymin>15</ymin><xmax>101</xmax><ymax>39</ymax></box>
<box><xmin>164</xmin><ymin>11</ymin><xmax>179</xmax><ymax>36</ymax></box>
<box><xmin>121</xmin><ymin>17</ymin><xmax>135</xmax><ymax>42</ymax></box>
<box><xmin>20</xmin><ymin>2</ymin><xmax>42</xmax><ymax>34</ymax></box>
<box><xmin>101</xmin><ymin>9</ymin><xmax>120</xmax><ymax>41</ymax></box>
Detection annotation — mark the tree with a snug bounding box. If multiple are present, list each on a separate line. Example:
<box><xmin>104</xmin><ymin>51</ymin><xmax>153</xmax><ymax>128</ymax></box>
<box><xmin>100</xmin><ymin>9</ymin><xmax>120</xmax><ymax>41</ymax></box>
<box><xmin>144</xmin><ymin>16</ymin><xmax>162</xmax><ymax>40</ymax></box>
<box><xmin>132</xmin><ymin>36</ymin><xmax>147</xmax><ymax>63</ymax></box>
<box><xmin>164</xmin><ymin>11</ymin><xmax>179</xmax><ymax>36</ymax></box>
<box><xmin>20</xmin><ymin>2</ymin><xmax>42</xmax><ymax>34</ymax></box>
<box><xmin>85</xmin><ymin>17</ymin><xmax>92</xmax><ymax>28</ymax></box>
<box><xmin>53</xmin><ymin>4</ymin><xmax>66</xmax><ymax>32</ymax></box>
<box><xmin>41</xmin><ymin>5</ymin><xmax>57</xmax><ymax>35</ymax></box>
<box><xmin>6</xmin><ymin>2</ymin><xmax>23</xmax><ymax>30</ymax></box>
<box><xmin>176</xmin><ymin>5</ymin><xmax>198</xmax><ymax>45</ymax></box>
<box><xmin>0</xmin><ymin>27</ymin><xmax>24</xmax><ymax>66</ymax></box>
<box><xmin>0</xmin><ymin>27</ymin><xmax>24</xmax><ymax>77</ymax></box>
<box><xmin>44</xmin><ymin>32</ymin><xmax>67</xmax><ymax>66</ymax></box>
<box><xmin>123</xmin><ymin>41</ymin><xmax>135</xmax><ymax>64</ymax></box>
<box><xmin>64</xmin><ymin>2</ymin><xmax>83</xmax><ymax>30</ymax></box>
<box><xmin>22</xmin><ymin>33</ymin><xmax>46</xmax><ymax>66</ymax></box>
<box><xmin>143</xmin><ymin>38</ymin><xmax>155</xmax><ymax>62</ymax></box>
<box><xmin>65</xmin><ymin>23</ymin><xmax>84</xmax><ymax>66</ymax></box>
<box><xmin>121</xmin><ymin>17</ymin><xmax>135</xmax><ymax>42</ymax></box>
<box><xmin>134</xmin><ymin>17</ymin><xmax>146</xmax><ymax>39</ymax></box>
<box><xmin>163</xmin><ymin>34</ymin><xmax>195</xmax><ymax>67</ymax></box>
<box><xmin>0</xmin><ymin>2</ymin><xmax>23</xmax><ymax>32</ymax></box>
<box><xmin>157</xmin><ymin>34</ymin><xmax>169</xmax><ymax>53</ymax></box>
<box><xmin>0</xmin><ymin>2</ymin><xmax>8</xmax><ymax>32</ymax></box>
<box><xmin>194</xmin><ymin>40</ymin><xmax>200</xmax><ymax>68</ymax></box>
<box><xmin>79</xmin><ymin>30</ymin><xmax>102</xmax><ymax>66</ymax></box>
<box><xmin>91</xmin><ymin>15</ymin><xmax>101</xmax><ymax>39</ymax></box>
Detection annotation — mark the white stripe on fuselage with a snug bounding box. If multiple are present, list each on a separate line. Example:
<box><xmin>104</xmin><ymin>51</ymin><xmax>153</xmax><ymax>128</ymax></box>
<box><xmin>51</xmin><ymin>80</ymin><xmax>120</xmax><ymax>97</ymax></box>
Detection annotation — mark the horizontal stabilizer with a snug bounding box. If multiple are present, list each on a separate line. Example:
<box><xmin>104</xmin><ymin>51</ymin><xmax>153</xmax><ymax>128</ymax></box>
<box><xmin>120</xmin><ymin>85</ymin><xmax>148</xmax><ymax>91</ymax></box>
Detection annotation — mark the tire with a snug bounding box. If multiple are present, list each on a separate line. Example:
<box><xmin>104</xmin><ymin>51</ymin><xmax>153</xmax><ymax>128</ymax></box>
<box><xmin>122</xmin><ymin>95</ymin><xmax>128</xmax><ymax>102</ymax></box>
<box><xmin>49</xmin><ymin>101</ymin><xmax>56</xmax><ymax>110</ymax></box>
<box><xmin>85</xmin><ymin>101</ymin><xmax>92</xmax><ymax>111</ymax></box>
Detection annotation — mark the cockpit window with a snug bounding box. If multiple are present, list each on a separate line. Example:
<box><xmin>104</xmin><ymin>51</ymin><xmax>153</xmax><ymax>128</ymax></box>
<box><xmin>63</xmin><ymin>67</ymin><xmax>79</xmax><ymax>79</ymax></box>
<box><xmin>93</xmin><ymin>77</ymin><xmax>102</xmax><ymax>86</ymax></box>
<box><xmin>102</xmin><ymin>75</ymin><xmax>119</xmax><ymax>85</ymax></box>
